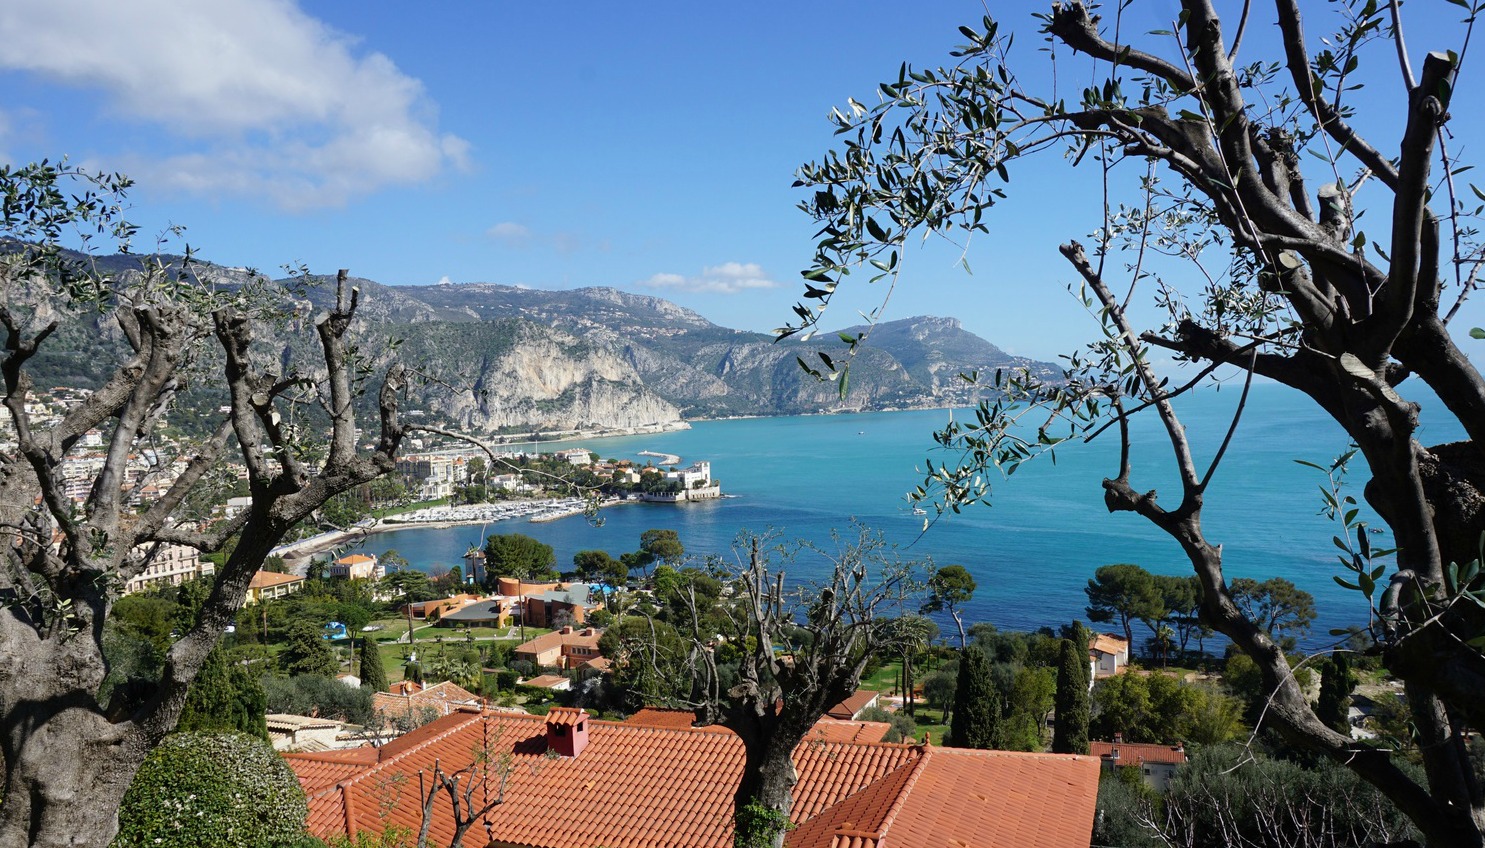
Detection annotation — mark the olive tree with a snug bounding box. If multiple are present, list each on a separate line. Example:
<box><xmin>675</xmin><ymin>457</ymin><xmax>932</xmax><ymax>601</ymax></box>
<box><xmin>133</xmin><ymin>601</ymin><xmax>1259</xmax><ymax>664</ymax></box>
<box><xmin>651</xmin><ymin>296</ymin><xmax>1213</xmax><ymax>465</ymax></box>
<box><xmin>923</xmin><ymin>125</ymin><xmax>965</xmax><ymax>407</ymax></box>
<box><xmin>787</xmin><ymin>3</ymin><xmax>1485</xmax><ymax>844</ymax></box>
<box><xmin>680</xmin><ymin>530</ymin><xmax>924</xmax><ymax>848</ymax></box>
<box><xmin>0</xmin><ymin>163</ymin><xmax>410</xmax><ymax>847</ymax></box>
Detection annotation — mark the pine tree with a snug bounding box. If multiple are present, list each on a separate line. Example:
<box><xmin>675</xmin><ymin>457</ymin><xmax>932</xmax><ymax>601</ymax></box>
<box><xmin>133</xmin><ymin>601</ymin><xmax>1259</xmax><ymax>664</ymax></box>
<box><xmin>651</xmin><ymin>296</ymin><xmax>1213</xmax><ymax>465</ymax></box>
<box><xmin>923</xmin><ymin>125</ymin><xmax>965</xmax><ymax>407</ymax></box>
<box><xmin>359</xmin><ymin>637</ymin><xmax>389</xmax><ymax>693</ymax></box>
<box><xmin>1316</xmin><ymin>651</ymin><xmax>1357</xmax><ymax>734</ymax></box>
<box><xmin>1052</xmin><ymin>637</ymin><xmax>1090</xmax><ymax>754</ymax></box>
<box><xmin>949</xmin><ymin>646</ymin><xmax>998</xmax><ymax>749</ymax></box>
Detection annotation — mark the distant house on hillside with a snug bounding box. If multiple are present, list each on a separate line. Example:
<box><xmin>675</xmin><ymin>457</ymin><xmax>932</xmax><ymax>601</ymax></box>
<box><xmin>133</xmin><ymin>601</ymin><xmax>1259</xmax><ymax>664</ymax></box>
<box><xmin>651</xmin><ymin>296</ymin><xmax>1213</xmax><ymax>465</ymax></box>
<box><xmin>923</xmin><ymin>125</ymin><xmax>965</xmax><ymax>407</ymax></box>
<box><xmin>523</xmin><ymin>583</ymin><xmax>598</xmax><ymax>628</ymax></box>
<box><xmin>522</xmin><ymin>673</ymin><xmax>571</xmax><ymax>692</ymax></box>
<box><xmin>513</xmin><ymin>626</ymin><xmax>602</xmax><ymax>670</ymax></box>
<box><xmin>825</xmin><ymin>689</ymin><xmax>881</xmax><ymax>721</ymax></box>
<box><xmin>329</xmin><ymin>553</ymin><xmax>382</xmax><ymax>580</ymax></box>
<box><xmin>552</xmin><ymin>448</ymin><xmax>594</xmax><ymax>466</ymax></box>
<box><xmin>285</xmin><ymin>706</ymin><xmax>1101</xmax><ymax>848</ymax></box>
<box><xmin>266</xmin><ymin>714</ymin><xmax>347</xmax><ymax>753</ymax></box>
<box><xmin>402</xmin><ymin>593</ymin><xmax>481</xmax><ymax>621</ymax></box>
<box><xmin>370</xmin><ymin>680</ymin><xmax>483</xmax><ymax>727</ymax></box>
<box><xmin>1090</xmin><ymin>734</ymin><xmax>1187</xmax><ymax>792</ymax></box>
<box><xmin>437</xmin><ymin>597</ymin><xmax>516</xmax><ymax>629</ymax></box>
<box><xmin>247</xmin><ymin>570</ymin><xmax>305</xmax><ymax>604</ymax></box>
<box><xmin>121</xmin><ymin>543</ymin><xmax>213</xmax><ymax>595</ymax></box>
<box><xmin>1089</xmin><ymin>632</ymin><xmax>1130</xmax><ymax>678</ymax></box>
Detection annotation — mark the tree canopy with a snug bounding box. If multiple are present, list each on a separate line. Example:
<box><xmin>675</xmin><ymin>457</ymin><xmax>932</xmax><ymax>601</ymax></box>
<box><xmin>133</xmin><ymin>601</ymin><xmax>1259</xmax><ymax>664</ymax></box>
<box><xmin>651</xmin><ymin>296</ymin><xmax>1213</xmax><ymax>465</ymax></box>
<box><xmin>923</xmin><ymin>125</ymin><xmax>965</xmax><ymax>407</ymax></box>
<box><xmin>784</xmin><ymin>2</ymin><xmax>1485</xmax><ymax>841</ymax></box>
<box><xmin>0</xmin><ymin>163</ymin><xmax>411</xmax><ymax>846</ymax></box>
<box><xmin>175</xmin><ymin>645</ymin><xmax>268</xmax><ymax>741</ymax></box>
<box><xmin>949</xmin><ymin>645</ymin><xmax>998</xmax><ymax>749</ymax></box>
<box><xmin>1084</xmin><ymin>564</ymin><xmax>1165</xmax><ymax>648</ymax></box>
<box><xmin>637</xmin><ymin>528</ymin><xmax>685</xmax><ymax>573</ymax></box>
<box><xmin>923</xmin><ymin>564</ymin><xmax>976</xmax><ymax>648</ymax></box>
<box><xmin>1052</xmin><ymin>636</ymin><xmax>1090</xmax><ymax>755</ymax></box>
<box><xmin>482</xmin><ymin>532</ymin><xmax>558</xmax><ymax>583</ymax></box>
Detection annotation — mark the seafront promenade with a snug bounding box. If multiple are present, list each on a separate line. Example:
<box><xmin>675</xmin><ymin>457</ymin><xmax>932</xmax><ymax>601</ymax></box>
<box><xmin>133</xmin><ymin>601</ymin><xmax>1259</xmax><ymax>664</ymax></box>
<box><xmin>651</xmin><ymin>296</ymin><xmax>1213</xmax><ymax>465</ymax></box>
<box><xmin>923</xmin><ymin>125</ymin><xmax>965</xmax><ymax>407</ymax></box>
<box><xmin>268</xmin><ymin>497</ymin><xmax>590</xmax><ymax>564</ymax></box>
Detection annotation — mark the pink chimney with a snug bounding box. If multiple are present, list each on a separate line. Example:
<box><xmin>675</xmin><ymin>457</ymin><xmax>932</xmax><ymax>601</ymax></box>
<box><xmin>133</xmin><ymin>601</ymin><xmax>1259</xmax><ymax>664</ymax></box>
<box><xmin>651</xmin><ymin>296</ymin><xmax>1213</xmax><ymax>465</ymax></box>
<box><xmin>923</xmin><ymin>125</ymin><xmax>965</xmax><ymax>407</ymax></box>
<box><xmin>545</xmin><ymin>707</ymin><xmax>590</xmax><ymax>758</ymax></box>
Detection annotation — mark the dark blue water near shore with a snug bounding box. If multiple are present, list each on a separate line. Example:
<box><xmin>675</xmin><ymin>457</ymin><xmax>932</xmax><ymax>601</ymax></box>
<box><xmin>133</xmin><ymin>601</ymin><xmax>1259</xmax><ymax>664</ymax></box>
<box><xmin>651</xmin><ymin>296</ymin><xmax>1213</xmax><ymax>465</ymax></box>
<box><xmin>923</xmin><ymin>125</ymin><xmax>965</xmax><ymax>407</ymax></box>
<box><xmin>353</xmin><ymin>383</ymin><xmax>1466</xmax><ymax>650</ymax></box>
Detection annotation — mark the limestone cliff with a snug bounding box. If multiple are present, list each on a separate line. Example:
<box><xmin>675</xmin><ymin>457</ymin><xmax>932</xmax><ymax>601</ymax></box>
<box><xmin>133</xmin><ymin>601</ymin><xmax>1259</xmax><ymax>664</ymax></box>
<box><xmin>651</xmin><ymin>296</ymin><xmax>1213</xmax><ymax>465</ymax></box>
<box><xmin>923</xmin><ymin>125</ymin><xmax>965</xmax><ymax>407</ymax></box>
<box><xmin>387</xmin><ymin>319</ymin><xmax>681</xmax><ymax>433</ymax></box>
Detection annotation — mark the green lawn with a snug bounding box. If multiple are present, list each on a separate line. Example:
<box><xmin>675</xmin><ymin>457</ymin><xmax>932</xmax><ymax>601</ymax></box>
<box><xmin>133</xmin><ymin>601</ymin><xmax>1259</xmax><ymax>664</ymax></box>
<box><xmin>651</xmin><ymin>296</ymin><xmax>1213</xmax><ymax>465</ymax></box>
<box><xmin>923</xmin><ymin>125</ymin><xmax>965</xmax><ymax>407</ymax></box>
<box><xmin>860</xmin><ymin>660</ymin><xmax>904</xmax><ymax>695</ymax></box>
<box><xmin>906</xmin><ymin>706</ymin><xmax>949</xmax><ymax>745</ymax></box>
<box><xmin>364</xmin><ymin>617</ymin><xmax>417</xmax><ymax>643</ymax></box>
<box><xmin>373</xmin><ymin>498</ymin><xmax>449</xmax><ymax>519</ymax></box>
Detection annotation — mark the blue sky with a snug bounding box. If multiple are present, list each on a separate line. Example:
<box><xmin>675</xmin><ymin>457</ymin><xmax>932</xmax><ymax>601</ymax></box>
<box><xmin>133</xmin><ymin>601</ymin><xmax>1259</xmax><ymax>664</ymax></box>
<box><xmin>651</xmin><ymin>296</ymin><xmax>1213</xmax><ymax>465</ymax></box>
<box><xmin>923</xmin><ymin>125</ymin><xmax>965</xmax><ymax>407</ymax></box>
<box><xmin>3</xmin><ymin>1</ymin><xmax>1484</xmax><ymax>362</ymax></box>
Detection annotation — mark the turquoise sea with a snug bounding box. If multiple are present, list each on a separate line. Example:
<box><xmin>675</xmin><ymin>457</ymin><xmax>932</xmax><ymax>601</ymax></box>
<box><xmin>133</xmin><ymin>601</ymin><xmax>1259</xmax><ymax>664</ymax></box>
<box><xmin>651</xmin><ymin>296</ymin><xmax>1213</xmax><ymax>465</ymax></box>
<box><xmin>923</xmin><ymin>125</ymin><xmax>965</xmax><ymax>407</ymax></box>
<box><xmin>354</xmin><ymin>383</ymin><xmax>1467</xmax><ymax>650</ymax></box>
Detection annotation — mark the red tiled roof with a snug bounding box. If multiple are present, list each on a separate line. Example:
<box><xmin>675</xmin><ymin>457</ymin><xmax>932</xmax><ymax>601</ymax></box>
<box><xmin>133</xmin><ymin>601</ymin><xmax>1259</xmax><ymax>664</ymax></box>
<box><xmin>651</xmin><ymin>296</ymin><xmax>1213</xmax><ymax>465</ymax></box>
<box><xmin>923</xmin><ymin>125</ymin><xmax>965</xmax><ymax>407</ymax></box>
<box><xmin>514</xmin><ymin>627</ymin><xmax>602</xmax><ymax>658</ymax></box>
<box><xmin>544</xmin><ymin>706</ymin><xmax>585</xmax><ymax>727</ymax></box>
<box><xmin>284</xmin><ymin>747</ymin><xmax>379</xmax><ymax>794</ymax></box>
<box><xmin>1089</xmin><ymin>740</ymin><xmax>1188</xmax><ymax>765</ymax></box>
<box><xmin>826</xmin><ymin>689</ymin><xmax>881</xmax><ymax>721</ymax></box>
<box><xmin>807</xmin><ymin>719</ymin><xmax>894</xmax><ymax>745</ymax></box>
<box><xmin>336</xmin><ymin>554</ymin><xmax>376</xmax><ymax>565</ymax></box>
<box><xmin>371</xmin><ymin>681</ymin><xmax>481</xmax><ymax>722</ymax></box>
<box><xmin>1090</xmin><ymin>633</ymin><xmax>1129</xmax><ymax>655</ymax></box>
<box><xmin>625</xmin><ymin>707</ymin><xmax>731</xmax><ymax>735</ymax></box>
<box><xmin>789</xmin><ymin>747</ymin><xmax>1100</xmax><ymax>848</ymax></box>
<box><xmin>625</xmin><ymin>710</ymin><xmax>889</xmax><ymax>743</ymax></box>
<box><xmin>624</xmin><ymin>707</ymin><xmax>702</xmax><ymax>730</ymax></box>
<box><xmin>289</xmin><ymin>709</ymin><xmax>1099</xmax><ymax>848</ymax></box>
<box><xmin>249</xmin><ymin>570</ymin><xmax>304</xmax><ymax>589</ymax></box>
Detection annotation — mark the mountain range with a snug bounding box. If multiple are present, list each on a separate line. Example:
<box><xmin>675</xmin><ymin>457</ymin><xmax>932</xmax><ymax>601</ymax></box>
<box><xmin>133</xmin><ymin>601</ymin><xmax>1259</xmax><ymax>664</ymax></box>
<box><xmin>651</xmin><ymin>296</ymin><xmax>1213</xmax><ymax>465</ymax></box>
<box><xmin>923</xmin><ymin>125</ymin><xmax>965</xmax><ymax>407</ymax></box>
<box><xmin>23</xmin><ymin>253</ymin><xmax>1061</xmax><ymax>434</ymax></box>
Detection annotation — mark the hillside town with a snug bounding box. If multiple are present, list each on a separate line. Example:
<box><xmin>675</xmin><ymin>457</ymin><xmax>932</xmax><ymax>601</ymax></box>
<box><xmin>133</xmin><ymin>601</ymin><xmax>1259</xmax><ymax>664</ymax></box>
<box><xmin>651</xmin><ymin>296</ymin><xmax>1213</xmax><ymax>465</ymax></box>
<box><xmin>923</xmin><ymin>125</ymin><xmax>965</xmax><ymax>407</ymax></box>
<box><xmin>1</xmin><ymin>383</ymin><xmax>722</xmax><ymax>599</ymax></box>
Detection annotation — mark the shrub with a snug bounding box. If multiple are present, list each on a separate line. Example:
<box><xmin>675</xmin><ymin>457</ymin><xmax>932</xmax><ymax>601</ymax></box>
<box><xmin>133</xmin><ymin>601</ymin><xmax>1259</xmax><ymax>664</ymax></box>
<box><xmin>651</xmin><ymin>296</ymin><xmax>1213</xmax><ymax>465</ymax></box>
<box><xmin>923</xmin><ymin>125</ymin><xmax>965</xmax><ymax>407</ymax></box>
<box><xmin>262</xmin><ymin>673</ymin><xmax>375</xmax><ymax>726</ymax></box>
<box><xmin>113</xmin><ymin>732</ymin><xmax>308</xmax><ymax>847</ymax></box>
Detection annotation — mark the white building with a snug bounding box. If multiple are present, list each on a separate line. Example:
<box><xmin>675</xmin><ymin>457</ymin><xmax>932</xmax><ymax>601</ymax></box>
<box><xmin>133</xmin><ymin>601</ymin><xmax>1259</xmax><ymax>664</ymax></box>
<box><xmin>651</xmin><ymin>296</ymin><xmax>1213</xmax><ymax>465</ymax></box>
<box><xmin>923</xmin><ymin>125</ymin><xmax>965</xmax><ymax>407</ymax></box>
<box><xmin>329</xmin><ymin>553</ymin><xmax>383</xmax><ymax>580</ymax></box>
<box><xmin>122</xmin><ymin>544</ymin><xmax>214</xmax><ymax>595</ymax></box>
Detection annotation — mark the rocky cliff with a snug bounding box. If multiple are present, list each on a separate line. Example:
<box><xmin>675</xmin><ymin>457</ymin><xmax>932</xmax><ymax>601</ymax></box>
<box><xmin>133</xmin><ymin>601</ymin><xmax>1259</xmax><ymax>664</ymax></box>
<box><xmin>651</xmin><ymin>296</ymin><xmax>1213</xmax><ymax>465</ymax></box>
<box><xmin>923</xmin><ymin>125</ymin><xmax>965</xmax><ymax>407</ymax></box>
<box><xmin>17</xmin><ymin>251</ymin><xmax>1061</xmax><ymax>433</ymax></box>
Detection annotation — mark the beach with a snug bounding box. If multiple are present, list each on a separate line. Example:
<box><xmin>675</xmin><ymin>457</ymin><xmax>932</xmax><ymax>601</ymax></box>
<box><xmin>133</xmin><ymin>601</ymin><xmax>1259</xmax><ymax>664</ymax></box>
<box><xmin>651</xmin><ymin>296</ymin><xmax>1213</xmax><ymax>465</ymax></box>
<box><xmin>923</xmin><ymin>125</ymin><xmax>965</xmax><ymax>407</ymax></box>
<box><xmin>269</xmin><ymin>496</ymin><xmax>614</xmax><ymax>567</ymax></box>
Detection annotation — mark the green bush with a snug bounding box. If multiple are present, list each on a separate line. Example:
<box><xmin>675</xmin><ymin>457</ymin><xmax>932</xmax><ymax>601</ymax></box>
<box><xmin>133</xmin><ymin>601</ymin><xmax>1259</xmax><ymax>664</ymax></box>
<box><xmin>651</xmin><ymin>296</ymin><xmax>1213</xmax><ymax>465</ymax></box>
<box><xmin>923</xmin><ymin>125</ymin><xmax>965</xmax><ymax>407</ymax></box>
<box><xmin>113</xmin><ymin>732</ymin><xmax>308</xmax><ymax>848</ymax></box>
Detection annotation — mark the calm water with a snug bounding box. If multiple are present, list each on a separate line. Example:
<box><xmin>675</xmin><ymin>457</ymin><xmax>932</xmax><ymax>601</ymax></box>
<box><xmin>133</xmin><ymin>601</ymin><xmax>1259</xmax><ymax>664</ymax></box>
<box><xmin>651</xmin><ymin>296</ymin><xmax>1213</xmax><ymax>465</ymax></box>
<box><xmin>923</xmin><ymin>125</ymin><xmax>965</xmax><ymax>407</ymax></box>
<box><xmin>354</xmin><ymin>383</ymin><xmax>1466</xmax><ymax>649</ymax></box>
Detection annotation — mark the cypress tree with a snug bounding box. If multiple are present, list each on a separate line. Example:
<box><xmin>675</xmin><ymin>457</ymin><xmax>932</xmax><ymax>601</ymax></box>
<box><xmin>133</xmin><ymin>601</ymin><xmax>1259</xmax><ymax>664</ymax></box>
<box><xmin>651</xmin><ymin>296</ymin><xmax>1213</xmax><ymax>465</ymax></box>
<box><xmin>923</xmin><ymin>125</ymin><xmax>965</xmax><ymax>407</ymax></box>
<box><xmin>1052</xmin><ymin>637</ymin><xmax>1091</xmax><ymax>754</ymax></box>
<box><xmin>178</xmin><ymin>645</ymin><xmax>269</xmax><ymax>741</ymax></box>
<box><xmin>949</xmin><ymin>646</ymin><xmax>999</xmax><ymax>749</ymax></box>
<box><xmin>359</xmin><ymin>636</ymin><xmax>389</xmax><ymax>693</ymax></box>
<box><xmin>1316</xmin><ymin>651</ymin><xmax>1356</xmax><ymax>734</ymax></box>
<box><xmin>280</xmin><ymin>620</ymin><xmax>340</xmax><ymax>678</ymax></box>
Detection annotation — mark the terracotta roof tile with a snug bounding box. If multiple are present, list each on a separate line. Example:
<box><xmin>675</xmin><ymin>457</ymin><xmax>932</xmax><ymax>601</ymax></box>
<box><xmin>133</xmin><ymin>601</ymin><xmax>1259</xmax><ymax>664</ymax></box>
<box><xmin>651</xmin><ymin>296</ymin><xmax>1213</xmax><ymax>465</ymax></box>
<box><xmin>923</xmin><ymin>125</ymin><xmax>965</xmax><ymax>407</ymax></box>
<box><xmin>807</xmin><ymin>719</ymin><xmax>893</xmax><ymax>745</ymax></box>
<box><xmin>1089</xmin><ymin>740</ymin><xmax>1188</xmax><ymax>765</ymax></box>
<box><xmin>371</xmin><ymin>681</ymin><xmax>482</xmax><ymax>722</ymax></box>
<box><xmin>249</xmin><ymin>570</ymin><xmax>304</xmax><ymax>589</ymax></box>
<box><xmin>282</xmin><ymin>747</ymin><xmax>379</xmax><ymax>794</ymax></box>
<box><xmin>879</xmin><ymin>748</ymin><xmax>1101</xmax><ymax>848</ymax></box>
<box><xmin>1090</xmin><ymin>633</ymin><xmax>1129</xmax><ymax>654</ymax></box>
<box><xmin>624</xmin><ymin>707</ymin><xmax>703</xmax><ymax>730</ymax></box>
<box><xmin>825</xmin><ymin>689</ymin><xmax>880</xmax><ymax>720</ymax></box>
<box><xmin>544</xmin><ymin>706</ymin><xmax>585</xmax><ymax>726</ymax></box>
<box><xmin>290</xmin><ymin>710</ymin><xmax>1099</xmax><ymax>848</ymax></box>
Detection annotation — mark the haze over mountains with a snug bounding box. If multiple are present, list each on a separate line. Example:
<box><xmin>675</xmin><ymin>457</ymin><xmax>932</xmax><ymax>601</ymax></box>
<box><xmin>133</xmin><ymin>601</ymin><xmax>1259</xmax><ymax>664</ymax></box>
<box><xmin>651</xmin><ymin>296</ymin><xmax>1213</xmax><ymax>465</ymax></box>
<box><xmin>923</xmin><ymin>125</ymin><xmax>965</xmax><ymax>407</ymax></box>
<box><xmin>31</xmin><ymin>254</ymin><xmax>1060</xmax><ymax>434</ymax></box>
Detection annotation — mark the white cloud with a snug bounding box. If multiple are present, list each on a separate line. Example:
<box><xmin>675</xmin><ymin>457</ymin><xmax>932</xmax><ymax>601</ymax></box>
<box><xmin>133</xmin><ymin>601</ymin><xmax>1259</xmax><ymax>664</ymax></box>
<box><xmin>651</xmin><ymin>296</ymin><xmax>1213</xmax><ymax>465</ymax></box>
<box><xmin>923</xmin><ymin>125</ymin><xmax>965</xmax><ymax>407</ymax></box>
<box><xmin>639</xmin><ymin>262</ymin><xmax>780</xmax><ymax>294</ymax></box>
<box><xmin>0</xmin><ymin>0</ymin><xmax>468</xmax><ymax>209</ymax></box>
<box><xmin>486</xmin><ymin>222</ymin><xmax>532</xmax><ymax>246</ymax></box>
